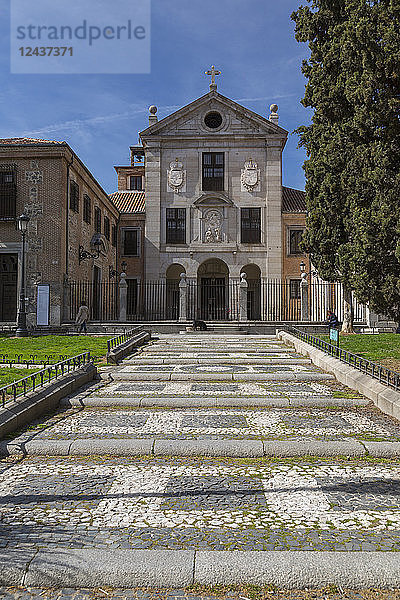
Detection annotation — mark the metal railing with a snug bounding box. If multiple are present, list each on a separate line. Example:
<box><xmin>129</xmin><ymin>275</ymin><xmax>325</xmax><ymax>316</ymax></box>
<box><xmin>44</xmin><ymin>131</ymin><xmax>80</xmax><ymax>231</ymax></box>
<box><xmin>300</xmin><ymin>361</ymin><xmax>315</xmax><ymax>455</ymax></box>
<box><xmin>68</xmin><ymin>278</ymin><xmax>368</xmax><ymax>323</ymax></box>
<box><xmin>0</xmin><ymin>354</ymin><xmax>78</xmax><ymax>367</ymax></box>
<box><xmin>0</xmin><ymin>352</ymin><xmax>93</xmax><ymax>407</ymax></box>
<box><xmin>282</xmin><ymin>325</ymin><xmax>400</xmax><ymax>391</ymax></box>
<box><xmin>107</xmin><ymin>327</ymin><xmax>143</xmax><ymax>353</ymax></box>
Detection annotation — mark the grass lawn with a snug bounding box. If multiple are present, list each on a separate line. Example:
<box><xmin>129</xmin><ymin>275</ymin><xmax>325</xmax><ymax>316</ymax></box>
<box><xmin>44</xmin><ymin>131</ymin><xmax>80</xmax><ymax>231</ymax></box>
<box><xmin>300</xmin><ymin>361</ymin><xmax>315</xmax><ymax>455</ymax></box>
<box><xmin>0</xmin><ymin>335</ymin><xmax>111</xmax><ymax>364</ymax></box>
<box><xmin>320</xmin><ymin>333</ymin><xmax>400</xmax><ymax>371</ymax></box>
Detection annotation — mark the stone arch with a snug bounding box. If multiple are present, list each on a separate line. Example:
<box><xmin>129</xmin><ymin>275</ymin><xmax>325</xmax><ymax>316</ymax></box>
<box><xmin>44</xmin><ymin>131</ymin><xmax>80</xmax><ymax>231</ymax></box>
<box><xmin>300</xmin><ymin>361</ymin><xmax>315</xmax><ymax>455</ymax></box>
<box><xmin>166</xmin><ymin>263</ymin><xmax>186</xmax><ymax>281</ymax></box>
<box><xmin>197</xmin><ymin>258</ymin><xmax>229</xmax><ymax>279</ymax></box>
<box><xmin>241</xmin><ymin>264</ymin><xmax>261</xmax><ymax>320</ymax></box>
<box><xmin>241</xmin><ymin>264</ymin><xmax>261</xmax><ymax>281</ymax></box>
<box><xmin>165</xmin><ymin>263</ymin><xmax>185</xmax><ymax>320</ymax></box>
<box><xmin>197</xmin><ymin>258</ymin><xmax>229</xmax><ymax>321</ymax></box>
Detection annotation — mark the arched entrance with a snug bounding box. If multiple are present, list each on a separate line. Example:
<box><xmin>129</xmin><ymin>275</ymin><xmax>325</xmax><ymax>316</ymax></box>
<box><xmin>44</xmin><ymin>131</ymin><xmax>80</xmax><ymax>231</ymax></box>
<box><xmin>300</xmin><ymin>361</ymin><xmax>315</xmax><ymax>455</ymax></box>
<box><xmin>197</xmin><ymin>259</ymin><xmax>229</xmax><ymax>320</ymax></box>
<box><xmin>242</xmin><ymin>264</ymin><xmax>261</xmax><ymax>320</ymax></box>
<box><xmin>166</xmin><ymin>264</ymin><xmax>185</xmax><ymax>320</ymax></box>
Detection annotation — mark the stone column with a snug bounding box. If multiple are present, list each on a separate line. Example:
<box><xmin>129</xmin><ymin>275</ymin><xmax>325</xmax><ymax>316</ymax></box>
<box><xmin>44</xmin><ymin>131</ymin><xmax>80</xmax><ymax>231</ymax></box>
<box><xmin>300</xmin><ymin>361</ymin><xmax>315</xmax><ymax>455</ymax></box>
<box><xmin>239</xmin><ymin>272</ymin><xmax>248</xmax><ymax>323</ymax></box>
<box><xmin>119</xmin><ymin>272</ymin><xmax>128</xmax><ymax>322</ymax></box>
<box><xmin>179</xmin><ymin>273</ymin><xmax>187</xmax><ymax>322</ymax></box>
<box><xmin>300</xmin><ymin>273</ymin><xmax>309</xmax><ymax>321</ymax></box>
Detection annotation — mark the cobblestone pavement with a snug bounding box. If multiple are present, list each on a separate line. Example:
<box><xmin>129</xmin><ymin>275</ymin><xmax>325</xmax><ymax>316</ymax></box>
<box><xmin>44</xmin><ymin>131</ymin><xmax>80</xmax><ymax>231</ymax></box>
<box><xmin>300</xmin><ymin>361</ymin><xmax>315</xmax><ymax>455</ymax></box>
<box><xmin>12</xmin><ymin>406</ymin><xmax>400</xmax><ymax>441</ymax></box>
<box><xmin>95</xmin><ymin>381</ymin><xmax>353</xmax><ymax>398</ymax></box>
<box><xmin>2</xmin><ymin>587</ymin><xmax>400</xmax><ymax>599</ymax></box>
<box><xmin>1</xmin><ymin>456</ymin><xmax>400</xmax><ymax>551</ymax></box>
<box><xmin>2</xmin><ymin>334</ymin><xmax>400</xmax><ymax>591</ymax></box>
<box><xmin>1</xmin><ymin>587</ymin><xmax>400</xmax><ymax>600</ymax></box>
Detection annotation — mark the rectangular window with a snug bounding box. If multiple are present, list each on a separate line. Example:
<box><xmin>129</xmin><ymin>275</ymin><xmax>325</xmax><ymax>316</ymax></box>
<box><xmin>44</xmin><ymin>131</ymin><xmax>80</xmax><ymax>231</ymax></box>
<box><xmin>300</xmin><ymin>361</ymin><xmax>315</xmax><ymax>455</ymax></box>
<box><xmin>0</xmin><ymin>169</ymin><xmax>16</xmax><ymax>220</ymax></box>
<box><xmin>130</xmin><ymin>175</ymin><xmax>143</xmax><ymax>191</ymax></box>
<box><xmin>289</xmin><ymin>229</ymin><xmax>304</xmax><ymax>255</ymax></box>
<box><xmin>83</xmin><ymin>195</ymin><xmax>91</xmax><ymax>224</ymax></box>
<box><xmin>111</xmin><ymin>223</ymin><xmax>117</xmax><ymax>247</ymax></box>
<box><xmin>241</xmin><ymin>208</ymin><xmax>261</xmax><ymax>244</ymax></box>
<box><xmin>166</xmin><ymin>208</ymin><xmax>186</xmax><ymax>244</ymax></box>
<box><xmin>289</xmin><ymin>279</ymin><xmax>301</xmax><ymax>300</ymax></box>
<box><xmin>123</xmin><ymin>229</ymin><xmax>139</xmax><ymax>256</ymax></box>
<box><xmin>104</xmin><ymin>216</ymin><xmax>110</xmax><ymax>240</ymax></box>
<box><xmin>69</xmin><ymin>180</ymin><xmax>79</xmax><ymax>212</ymax></box>
<box><xmin>202</xmin><ymin>152</ymin><xmax>224</xmax><ymax>191</ymax></box>
<box><xmin>94</xmin><ymin>207</ymin><xmax>102</xmax><ymax>233</ymax></box>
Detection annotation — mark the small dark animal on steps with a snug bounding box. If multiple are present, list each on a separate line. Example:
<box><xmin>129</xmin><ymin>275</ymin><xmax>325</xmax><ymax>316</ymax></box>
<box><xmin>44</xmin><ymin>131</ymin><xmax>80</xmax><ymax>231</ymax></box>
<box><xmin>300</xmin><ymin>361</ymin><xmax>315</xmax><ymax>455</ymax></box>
<box><xmin>193</xmin><ymin>319</ymin><xmax>207</xmax><ymax>331</ymax></box>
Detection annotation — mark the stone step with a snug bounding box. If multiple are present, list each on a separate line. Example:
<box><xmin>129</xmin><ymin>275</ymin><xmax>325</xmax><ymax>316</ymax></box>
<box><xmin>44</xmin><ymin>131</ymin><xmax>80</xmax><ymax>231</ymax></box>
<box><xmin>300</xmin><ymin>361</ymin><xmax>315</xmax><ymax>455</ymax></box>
<box><xmin>111</xmin><ymin>370</ymin><xmax>334</xmax><ymax>382</ymax></box>
<box><xmin>122</xmin><ymin>357</ymin><xmax>312</xmax><ymax>365</ymax></box>
<box><xmin>0</xmin><ymin>548</ymin><xmax>398</xmax><ymax>589</ymax></box>
<box><xmin>4</xmin><ymin>437</ymin><xmax>400</xmax><ymax>458</ymax></box>
<box><xmin>139</xmin><ymin>348</ymin><xmax>295</xmax><ymax>355</ymax></box>
<box><xmin>61</xmin><ymin>395</ymin><xmax>368</xmax><ymax>408</ymax></box>
<box><xmin>1</xmin><ymin>331</ymin><xmax>400</xmax><ymax>591</ymax></box>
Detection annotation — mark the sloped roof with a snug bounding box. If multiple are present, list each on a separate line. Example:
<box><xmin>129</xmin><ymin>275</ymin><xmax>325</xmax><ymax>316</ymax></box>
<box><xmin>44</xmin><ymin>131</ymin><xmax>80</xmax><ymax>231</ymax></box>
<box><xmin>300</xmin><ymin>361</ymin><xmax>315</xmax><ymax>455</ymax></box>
<box><xmin>109</xmin><ymin>191</ymin><xmax>145</xmax><ymax>213</ymax></box>
<box><xmin>140</xmin><ymin>90</ymin><xmax>288</xmax><ymax>138</ymax></box>
<box><xmin>282</xmin><ymin>186</ymin><xmax>306</xmax><ymax>213</ymax></box>
<box><xmin>0</xmin><ymin>137</ymin><xmax>65</xmax><ymax>145</ymax></box>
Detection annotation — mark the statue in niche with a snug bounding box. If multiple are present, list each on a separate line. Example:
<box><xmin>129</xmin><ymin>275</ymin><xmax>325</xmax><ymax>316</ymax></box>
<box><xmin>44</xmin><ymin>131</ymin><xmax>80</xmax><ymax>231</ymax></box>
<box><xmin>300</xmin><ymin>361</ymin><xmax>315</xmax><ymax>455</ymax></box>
<box><xmin>203</xmin><ymin>210</ymin><xmax>222</xmax><ymax>243</ymax></box>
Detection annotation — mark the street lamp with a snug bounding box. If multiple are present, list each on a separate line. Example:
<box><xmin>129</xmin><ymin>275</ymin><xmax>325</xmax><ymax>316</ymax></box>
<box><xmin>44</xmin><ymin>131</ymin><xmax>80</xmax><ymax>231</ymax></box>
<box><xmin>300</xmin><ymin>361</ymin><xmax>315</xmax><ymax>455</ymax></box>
<box><xmin>109</xmin><ymin>261</ymin><xmax>128</xmax><ymax>280</ymax></box>
<box><xmin>16</xmin><ymin>213</ymin><xmax>30</xmax><ymax>337</ymax></box>
<box><xmin>78</xmin><ymin>235</ymin><xmax>102</xmax><ymax>264</ymax></box>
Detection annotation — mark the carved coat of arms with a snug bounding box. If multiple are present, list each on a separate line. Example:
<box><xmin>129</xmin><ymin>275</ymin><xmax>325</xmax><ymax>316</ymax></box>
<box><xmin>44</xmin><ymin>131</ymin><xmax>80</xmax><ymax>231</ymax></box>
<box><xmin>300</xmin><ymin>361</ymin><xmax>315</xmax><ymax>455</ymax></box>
<box><xmin>241</xmin><ymin>159</ymin><xmax>260</xmax><ymax>191</ymax></box>
<box><xmin>168</xmin><ymin>159</ymin><xmax>185</xmax><ymax>192</ymax></box>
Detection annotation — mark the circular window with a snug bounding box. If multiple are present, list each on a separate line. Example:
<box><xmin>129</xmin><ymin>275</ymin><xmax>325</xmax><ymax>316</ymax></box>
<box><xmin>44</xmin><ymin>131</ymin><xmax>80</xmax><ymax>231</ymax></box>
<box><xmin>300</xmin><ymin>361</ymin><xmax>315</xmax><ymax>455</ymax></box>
<box><xmin>204</xmin><ymin>111</ymin><xmax>223</xmax><ymax>129</ymax></box>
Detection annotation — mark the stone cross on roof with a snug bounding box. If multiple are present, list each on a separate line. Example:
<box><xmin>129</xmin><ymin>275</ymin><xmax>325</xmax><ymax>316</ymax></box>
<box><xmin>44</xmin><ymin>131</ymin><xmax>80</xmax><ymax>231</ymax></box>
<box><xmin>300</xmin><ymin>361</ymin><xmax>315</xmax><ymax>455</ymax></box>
<box><xmin>205</xmin><ymin>65</ymin><xmax>221</xmax><ymax>91</ymax></box>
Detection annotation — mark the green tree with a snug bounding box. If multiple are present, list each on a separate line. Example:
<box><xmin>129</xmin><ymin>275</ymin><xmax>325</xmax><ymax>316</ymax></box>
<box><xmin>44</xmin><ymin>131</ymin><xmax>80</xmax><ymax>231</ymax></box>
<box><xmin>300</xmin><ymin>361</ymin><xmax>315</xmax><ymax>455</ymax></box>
<box><xmin>292</xmin><ymin>0</ymin><xmax>400</xmax><ymax>330</ymax></box>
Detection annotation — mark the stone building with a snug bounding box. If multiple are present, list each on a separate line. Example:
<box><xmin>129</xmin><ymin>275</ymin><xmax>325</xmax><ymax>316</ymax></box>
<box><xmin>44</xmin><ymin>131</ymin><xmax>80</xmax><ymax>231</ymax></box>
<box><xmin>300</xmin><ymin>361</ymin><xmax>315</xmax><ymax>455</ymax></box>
<box><xmin>112</xmin><ymin>75</ymin><xmax>308</xmax><ymax>320</ymax></box>
<box><xmin>0</xmin><ymin>75</ymin><xmax>310</xmax><ymax>327</ymax></box>
<box><xmin>0</xmin><ymin>138</ymin><xmax>118</xmax><ymax>327</ymax></box>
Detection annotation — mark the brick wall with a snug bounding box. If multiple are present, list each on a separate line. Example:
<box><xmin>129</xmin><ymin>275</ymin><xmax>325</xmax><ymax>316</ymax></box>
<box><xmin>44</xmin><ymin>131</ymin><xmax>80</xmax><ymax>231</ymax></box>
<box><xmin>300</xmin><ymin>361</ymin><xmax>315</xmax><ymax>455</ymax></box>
<box><xmin>281</xmin><ymin>212</ymin><xmax>309</xmax><ymax>281</ymax></box>
<box><xmin>0</xmin><ymin>143</ymin><xmax>118</xmax><ymax>326</ymax></box>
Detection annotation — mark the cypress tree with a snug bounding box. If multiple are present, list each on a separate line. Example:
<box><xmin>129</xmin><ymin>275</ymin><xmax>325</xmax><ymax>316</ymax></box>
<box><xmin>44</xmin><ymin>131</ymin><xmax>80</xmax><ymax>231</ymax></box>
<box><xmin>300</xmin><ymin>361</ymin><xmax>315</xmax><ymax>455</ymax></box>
<box><xmin>292</xmin><ymin>0</ymin><xmax>400</xmax><ymax>329</ymax></box>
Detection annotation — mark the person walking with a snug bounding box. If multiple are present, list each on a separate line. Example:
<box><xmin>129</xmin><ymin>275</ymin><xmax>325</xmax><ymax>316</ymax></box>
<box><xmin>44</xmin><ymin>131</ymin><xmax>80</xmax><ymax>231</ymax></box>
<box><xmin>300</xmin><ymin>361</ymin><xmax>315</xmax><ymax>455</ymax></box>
<box><xmin>75</xmin><ymin>301</ymin><xmax>89</xmax><ymax>334</ymax></box>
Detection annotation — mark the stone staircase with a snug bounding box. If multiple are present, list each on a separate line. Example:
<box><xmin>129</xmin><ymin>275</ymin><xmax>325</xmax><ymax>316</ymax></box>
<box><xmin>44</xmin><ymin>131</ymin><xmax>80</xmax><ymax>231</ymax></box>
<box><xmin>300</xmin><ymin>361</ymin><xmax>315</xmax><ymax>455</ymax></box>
<box><xmin>1</xmin><ymin>333</ymin><xmax>400</xmax><ymax>590</ymax></box>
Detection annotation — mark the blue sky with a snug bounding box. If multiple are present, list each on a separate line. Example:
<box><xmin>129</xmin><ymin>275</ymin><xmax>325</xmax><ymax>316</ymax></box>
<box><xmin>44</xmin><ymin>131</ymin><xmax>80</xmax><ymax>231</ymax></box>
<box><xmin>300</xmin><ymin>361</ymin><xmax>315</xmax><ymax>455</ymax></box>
<box><xmin>0</xmin><ymin>0</ymin><xmax>311</xmax><ymax>193</ymax></box>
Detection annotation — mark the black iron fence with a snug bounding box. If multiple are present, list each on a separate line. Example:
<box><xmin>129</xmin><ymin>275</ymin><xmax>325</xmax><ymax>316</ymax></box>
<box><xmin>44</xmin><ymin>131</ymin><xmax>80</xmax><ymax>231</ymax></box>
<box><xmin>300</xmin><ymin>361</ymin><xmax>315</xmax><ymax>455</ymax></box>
<box><xmin>107</xmin><ymin>327</ymin><xmax>144</xmax><ymax>353</ymax></box>
<box><xmin>68</xmin><ymin>279</ymin><xmax>367</xmax><ymax>323</ymax></box>
<box><xmin>0</xmin><ymin>353</ymin><xmax>77</xmax><ymax>367</ymax></box>
<box><xmin>0</xmin><ymin>352</ymin><xmax>93</xmax><ymax>406</ymax></box>
<box><xmin>282</xmin><ymin>325</ymin><xmax>400</xmax><ymax>391</ymax></box>
<box><xmin>69</xmin><ymin>280</ymin><xmax>118</xmax><ymax>322</ymax></box>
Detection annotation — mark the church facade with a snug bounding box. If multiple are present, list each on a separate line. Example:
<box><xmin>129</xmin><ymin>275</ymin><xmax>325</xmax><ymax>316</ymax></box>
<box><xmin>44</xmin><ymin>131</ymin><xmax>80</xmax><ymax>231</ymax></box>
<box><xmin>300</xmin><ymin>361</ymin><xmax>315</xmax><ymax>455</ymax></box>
<box><xmin>0</xmin><ymin>72</ymin><xmax>311</xmax><ymax>326</ymax></box>
<box><xmin>112</xmin><ymin>75</ymin><xmax>309</xmax><ymax>320</ymax></box>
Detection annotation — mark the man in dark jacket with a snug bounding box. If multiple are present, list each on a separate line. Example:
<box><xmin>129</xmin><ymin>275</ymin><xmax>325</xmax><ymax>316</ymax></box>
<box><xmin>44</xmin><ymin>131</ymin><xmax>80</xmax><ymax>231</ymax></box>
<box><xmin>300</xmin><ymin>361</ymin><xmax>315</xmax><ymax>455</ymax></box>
<box><xmin>326</xmin><ymin>310</ymin><xmax>339</xmax><ymax>330</ymax></box>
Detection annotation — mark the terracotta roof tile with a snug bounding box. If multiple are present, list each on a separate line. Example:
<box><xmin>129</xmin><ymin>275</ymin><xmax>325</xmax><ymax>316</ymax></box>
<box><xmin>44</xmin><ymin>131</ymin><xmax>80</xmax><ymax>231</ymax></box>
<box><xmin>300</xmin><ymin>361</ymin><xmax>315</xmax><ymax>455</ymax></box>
<box><xmin>109</xmin><ymin>191</ymin><xmax>145</xmax><ymax>213</ymax></box>
<box><xmin>0</xmin><ymin>137</ymin><xmax>65</xmax><ymax>145</ymax></box>
<box><xmin>282</xmin><ymin>186</ymin><xmax>306</xmax><ymax>212</ymax></box>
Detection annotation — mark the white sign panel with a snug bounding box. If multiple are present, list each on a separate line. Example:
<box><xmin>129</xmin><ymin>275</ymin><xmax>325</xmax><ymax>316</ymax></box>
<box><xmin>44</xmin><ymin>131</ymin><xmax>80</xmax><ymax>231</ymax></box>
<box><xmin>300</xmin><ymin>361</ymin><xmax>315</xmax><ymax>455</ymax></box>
<box><xmin>37</xmin><ymin>285</ymin><xmax>50</xmax><ymax>326</ymax></box>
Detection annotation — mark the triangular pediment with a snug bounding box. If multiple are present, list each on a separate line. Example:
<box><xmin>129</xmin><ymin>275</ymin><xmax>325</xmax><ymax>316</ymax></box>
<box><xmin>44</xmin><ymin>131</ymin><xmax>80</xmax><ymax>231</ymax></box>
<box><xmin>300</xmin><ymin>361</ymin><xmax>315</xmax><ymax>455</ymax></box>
<box><xmin>140</xmin><ymin>91</ymin><xmax>287</xmax><ymax>139</ymax></box>
<box><xmin>193</xmin><ymin>194</ymin><xmax>235</xmax><ymax>207</ymax></box>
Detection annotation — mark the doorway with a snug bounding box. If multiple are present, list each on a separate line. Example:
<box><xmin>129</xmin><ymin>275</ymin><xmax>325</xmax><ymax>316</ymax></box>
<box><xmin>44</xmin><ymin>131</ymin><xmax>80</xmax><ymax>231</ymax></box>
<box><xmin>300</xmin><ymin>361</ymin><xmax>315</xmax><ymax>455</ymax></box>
<box><xmin>197</xmin><ymin>259</ymin><xmax>229</xmax><ymax>320</ymax></box>
<box><xmin>0</xmin><ymin>254</ymin><xmax>18</xmax><ymax>321</ymax></box>
<box><xmin>92</xmin><ymin>266</ymin><xmax>101</xmax><ymax>320</ymax></box>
